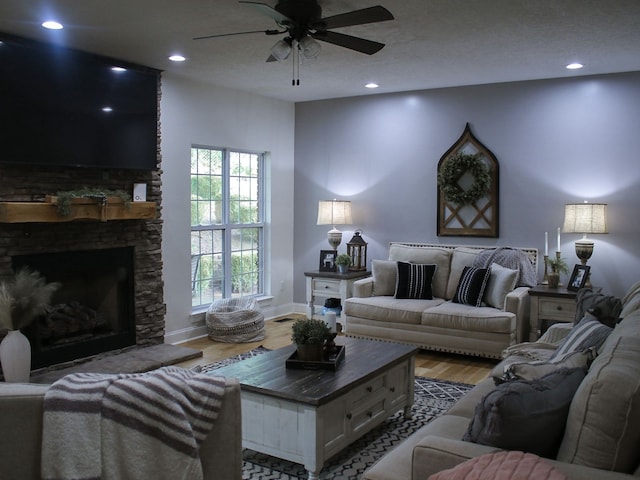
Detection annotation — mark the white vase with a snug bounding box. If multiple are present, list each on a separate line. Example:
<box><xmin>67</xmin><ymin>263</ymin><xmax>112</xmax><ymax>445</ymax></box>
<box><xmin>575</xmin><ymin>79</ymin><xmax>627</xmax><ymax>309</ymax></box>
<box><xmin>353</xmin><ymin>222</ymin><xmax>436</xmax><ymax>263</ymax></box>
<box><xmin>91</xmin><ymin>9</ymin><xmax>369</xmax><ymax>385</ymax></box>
<box><xmin>0</xmin><ymin>330</ymin><xmax>32</xmax><ymax>383</ymax></box>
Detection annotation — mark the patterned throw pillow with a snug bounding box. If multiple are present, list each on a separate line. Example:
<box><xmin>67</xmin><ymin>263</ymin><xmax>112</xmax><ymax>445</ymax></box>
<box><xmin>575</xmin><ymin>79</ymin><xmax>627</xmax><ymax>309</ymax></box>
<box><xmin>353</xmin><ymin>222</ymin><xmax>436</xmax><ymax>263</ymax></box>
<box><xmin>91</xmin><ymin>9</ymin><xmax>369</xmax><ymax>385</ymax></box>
<box><xmin>395</xmin><ymin>262</ymin><xmax>437</xmax><ymax>300</ymax></box>
<box><xmin>453</xmin><ymin>266</ymin><xmax>491</xmax><ymax>307</ymax></box>
<box><xmin>549</xmin><ymin>313</ymin><xmax>613</xmax><ymax>361</ymax></box>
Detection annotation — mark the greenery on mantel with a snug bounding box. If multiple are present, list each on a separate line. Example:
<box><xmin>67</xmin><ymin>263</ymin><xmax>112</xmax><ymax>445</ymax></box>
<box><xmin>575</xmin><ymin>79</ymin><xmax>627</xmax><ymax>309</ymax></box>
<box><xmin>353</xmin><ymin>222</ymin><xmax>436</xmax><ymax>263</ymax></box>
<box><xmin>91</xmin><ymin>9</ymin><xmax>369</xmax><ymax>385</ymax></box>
<box><xmin>55</xmin><ymin>188</ymin><xmax>132</xmax><ymax>217</ymax></box>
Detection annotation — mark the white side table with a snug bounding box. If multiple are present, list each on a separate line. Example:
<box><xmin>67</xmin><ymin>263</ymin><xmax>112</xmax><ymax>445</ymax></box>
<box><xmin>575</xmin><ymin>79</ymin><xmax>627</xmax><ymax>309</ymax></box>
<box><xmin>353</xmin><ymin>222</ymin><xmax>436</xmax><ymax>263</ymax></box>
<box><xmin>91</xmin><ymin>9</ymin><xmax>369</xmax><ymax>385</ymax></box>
<box><xmin>304</xmin><ymin>270</ymin><xmax>370</xmax><ymax>321</ymax></box>
<box><xmin>529</xmin><ymin>285</ymin><xmax>578</xmax><ymax>341</ymax></box>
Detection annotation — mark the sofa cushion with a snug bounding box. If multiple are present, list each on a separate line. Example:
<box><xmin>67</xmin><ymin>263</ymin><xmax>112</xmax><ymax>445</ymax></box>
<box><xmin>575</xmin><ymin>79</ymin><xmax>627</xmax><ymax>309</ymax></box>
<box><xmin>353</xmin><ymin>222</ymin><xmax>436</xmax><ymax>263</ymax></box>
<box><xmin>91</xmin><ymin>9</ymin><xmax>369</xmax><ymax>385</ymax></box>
<box><xmin>483</xmin><ymin>263</ymin><xmax>518</xmax><ymax>310</ymax></box>
<box><xmin>492</xmin><ymin>348</ymin><xmax>595</xmax><ymax>385</ymax></box>
<box><xmin>549</xmin><ymin>313</ymin><xmax>612</xmax><ymax>361</ymax></box>
<box><xmin>422</xmin><ymin>302</ymin><xmax>515</xmax><ymax>334</ymax></box>
<box><xmin>556</xmin><ymin>315</ymin><xmax>640</xmax><ymax>473</ymax></box>
<box><xmin>395</xmin><ymin>262</ymin><xmax>436</xmax><ymax>300</ymax></box>
<box><xmin>371</xmin><ymin>259</ymin><xmax>397</xmax><ymax>296</ymax></box>
<box><xmin>345</xmin><ymin>295</ymin><xmax>444</xmax><ymax>325</ymax></box>
<box><xmin>463</xmin><ymin>367</ymin><xmax>586</xmax><ymax>458</ymax></box>
<box><xmin>453</xmin><ymin>266</ymin><xmax>491</xmax><ymax>307</ymax></box>
<box><xmin>388</xmin><ymin>244</ymin><xmax>451</xmax><ymax>299</ymax></box>
<box><xmin>428</xmin><ymin>451</ymin><xmax>568</xmax><ymax>480</ymax></box>
<box><xmin>446</xmin><ymin>247</ymin><xmax>480</xmax><ymax>299</ymax></box>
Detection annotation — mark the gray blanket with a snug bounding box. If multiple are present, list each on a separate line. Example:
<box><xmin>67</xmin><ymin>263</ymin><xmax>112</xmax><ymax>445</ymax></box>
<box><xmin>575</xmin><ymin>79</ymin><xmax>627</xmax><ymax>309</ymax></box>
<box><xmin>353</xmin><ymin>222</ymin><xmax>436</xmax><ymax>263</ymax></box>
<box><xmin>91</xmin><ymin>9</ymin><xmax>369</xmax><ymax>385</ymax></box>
<box><xmin>42</xmin><ymin>366</ymin><xmax>228</xmax><ymax>480</ymax></box>
<box><xmin>473</xmin><ymin>247</ymin><xmax>538</xmax><ymax>287</ymax></box>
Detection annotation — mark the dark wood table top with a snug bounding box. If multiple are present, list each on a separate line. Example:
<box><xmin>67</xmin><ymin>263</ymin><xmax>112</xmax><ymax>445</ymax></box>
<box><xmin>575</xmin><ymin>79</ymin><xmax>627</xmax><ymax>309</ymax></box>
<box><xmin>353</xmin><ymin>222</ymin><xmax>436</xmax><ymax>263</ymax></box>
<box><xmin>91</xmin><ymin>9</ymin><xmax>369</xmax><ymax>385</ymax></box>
<box><xmin>212</xmin><ymin>337</ymin><xmax>418</xmax><ymax>406</ymax></box>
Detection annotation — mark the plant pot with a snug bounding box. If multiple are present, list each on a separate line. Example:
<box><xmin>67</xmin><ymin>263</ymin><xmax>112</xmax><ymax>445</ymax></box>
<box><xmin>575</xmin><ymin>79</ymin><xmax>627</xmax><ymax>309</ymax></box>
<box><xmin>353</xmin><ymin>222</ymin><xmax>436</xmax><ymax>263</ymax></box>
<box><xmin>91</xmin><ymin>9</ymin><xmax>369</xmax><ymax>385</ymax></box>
<box><xmin>548</xmin><ymin>272</ymin><xmax>560</xmax><ymax>289</ymax></box>
<box><xmin>296</xmin><ymin>344</ymin><xmax>324</xmax><ymax>362</ymax></box>
<box><xmin>337</xmin><ymin>264</ymin><xmax>349</xmax><ymax>274</ymax></box>
<box><xmin>0</xmin><ymin>330</ymin><xmax>31</xmax><ymax>382</ymax></box>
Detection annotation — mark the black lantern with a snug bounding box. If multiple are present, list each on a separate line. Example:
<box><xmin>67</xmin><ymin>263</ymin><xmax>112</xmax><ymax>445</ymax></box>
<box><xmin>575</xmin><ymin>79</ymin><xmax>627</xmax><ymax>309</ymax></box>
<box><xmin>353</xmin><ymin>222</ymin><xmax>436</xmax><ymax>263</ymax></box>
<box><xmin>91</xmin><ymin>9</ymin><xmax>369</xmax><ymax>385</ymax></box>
<box><xmin>346</xmin><ymin>231</ymin><xmax>368</xmax><ymax>271</ymax></box>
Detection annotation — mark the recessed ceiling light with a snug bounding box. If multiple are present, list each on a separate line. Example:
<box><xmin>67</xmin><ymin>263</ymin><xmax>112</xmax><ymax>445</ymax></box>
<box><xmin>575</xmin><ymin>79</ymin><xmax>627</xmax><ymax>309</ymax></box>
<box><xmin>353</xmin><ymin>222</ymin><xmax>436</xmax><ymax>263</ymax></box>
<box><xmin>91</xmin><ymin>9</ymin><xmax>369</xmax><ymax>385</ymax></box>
<box><xmin>169</xmin><ymin>55</ymin><xmax>186</xmax><ymax>62</ymax></box>
<box><xmin>111</xmin><ymin>66</ymin><xmax>127</xmax><ymax>73</ymax></box>
<box><xmin>102</xmin><ymin>107</ymin><xmax>113</xmax><ymax>113</ymax></box>
<box><xmin>365</xmin><ymin>83</ymin><xmax>379</xmax><ymax>89</ymax></box>
<box><xmin>566</xmin><ymin>63</ymin><xmax>584</xmax><ymax>70</ymax></box>
<box><xmin>42</xmin><ymin>20</ymin><xmax>64</xmax><ymax>30</ymax></box>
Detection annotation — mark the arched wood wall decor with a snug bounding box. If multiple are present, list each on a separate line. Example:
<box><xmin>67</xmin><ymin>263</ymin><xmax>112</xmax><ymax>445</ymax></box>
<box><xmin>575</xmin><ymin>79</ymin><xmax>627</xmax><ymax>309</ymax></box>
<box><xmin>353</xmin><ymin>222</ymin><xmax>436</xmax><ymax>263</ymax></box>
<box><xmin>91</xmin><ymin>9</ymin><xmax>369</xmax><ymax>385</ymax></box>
<box><xmin>437</xmin><ymin>123</ymin><xmax>499</xmax><ymax>237</ymax></box>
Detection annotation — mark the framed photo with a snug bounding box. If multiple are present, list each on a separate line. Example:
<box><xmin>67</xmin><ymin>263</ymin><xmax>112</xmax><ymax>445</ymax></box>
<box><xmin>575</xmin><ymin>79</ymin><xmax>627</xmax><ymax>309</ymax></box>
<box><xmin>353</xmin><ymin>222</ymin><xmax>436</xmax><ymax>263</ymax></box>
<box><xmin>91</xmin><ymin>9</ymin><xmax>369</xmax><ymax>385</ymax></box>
<box><xmin>319</xmin><ymin>250</ymin><xmax>337</xmax><ymax>272</ymax></box>
<box><xmin>568</xmin><ymin>264</ymin><xmax>590</xmax><ymax>291</ymax></box>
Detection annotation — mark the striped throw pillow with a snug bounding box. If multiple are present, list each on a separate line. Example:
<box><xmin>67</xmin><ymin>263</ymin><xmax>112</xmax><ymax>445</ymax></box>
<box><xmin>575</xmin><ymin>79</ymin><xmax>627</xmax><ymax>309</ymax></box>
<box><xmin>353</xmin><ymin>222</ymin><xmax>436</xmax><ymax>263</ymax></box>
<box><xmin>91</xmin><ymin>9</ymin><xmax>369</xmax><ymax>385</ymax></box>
<box><xmin>453</xmin><ymin>266</ymin><xmax>491</xmax><ymax>307</ymax></box>
<box><xmin>395</xmin><ymin>262</ymin><xmax>437</xmax><ymax>299</ymax></box>
<box><xmin>549</xmin><ymin>313</ymin><xmax>613</xmax><ymax>361</ymax></box>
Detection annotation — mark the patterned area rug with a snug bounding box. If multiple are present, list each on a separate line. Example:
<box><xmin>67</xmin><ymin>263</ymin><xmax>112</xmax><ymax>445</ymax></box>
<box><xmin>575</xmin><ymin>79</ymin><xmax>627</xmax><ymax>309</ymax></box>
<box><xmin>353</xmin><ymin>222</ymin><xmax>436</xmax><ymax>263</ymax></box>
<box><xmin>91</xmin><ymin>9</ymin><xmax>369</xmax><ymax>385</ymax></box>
<box><xmin>202</xmin><ymin>347</ymin><xmax>473</xmax><ymax>480</ymax></box>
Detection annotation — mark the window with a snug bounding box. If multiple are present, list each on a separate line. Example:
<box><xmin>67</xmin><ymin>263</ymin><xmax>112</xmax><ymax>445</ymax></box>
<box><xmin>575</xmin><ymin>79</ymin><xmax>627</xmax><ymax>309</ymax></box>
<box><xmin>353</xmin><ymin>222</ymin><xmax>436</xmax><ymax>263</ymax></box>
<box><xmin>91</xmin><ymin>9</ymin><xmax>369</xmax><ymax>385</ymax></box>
<box><xmin>190</xmin><ymin>146</ymin><xmax>264</xmax><ymax>308</ymax></box>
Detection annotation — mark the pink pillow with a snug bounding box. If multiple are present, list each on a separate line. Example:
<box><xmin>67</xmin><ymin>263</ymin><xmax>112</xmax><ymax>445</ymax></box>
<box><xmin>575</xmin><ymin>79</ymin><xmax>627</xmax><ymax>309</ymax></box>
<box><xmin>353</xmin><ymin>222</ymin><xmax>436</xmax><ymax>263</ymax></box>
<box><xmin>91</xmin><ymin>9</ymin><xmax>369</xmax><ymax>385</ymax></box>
<box><xmin>428</xmin><ymin>451</ymin><xmax>567</xmax><ymax>480</ymax></box>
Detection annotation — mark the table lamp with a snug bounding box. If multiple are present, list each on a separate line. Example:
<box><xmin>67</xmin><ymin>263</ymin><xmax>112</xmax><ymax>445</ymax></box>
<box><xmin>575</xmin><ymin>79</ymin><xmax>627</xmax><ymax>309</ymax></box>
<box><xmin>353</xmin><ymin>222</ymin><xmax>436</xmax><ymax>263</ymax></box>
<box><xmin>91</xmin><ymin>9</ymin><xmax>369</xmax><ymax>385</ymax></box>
<box><xmin>317</xmin><ymin>200</ymin><xmax>352</xmax><ymax>250</ymax></box>
<box><xmin>563</xmin><ymin>202</ymin><xmax>608</xmax><ymax>286</ymax></box>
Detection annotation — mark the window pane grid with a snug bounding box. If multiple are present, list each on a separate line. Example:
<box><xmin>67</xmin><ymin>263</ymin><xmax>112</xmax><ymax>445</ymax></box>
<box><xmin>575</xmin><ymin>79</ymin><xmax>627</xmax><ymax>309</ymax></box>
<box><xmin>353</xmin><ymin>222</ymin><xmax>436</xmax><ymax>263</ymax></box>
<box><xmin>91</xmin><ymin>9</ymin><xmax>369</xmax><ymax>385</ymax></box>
<box><xmin>191</xmin><ymin>146</ymin><xmax>264</xmax><ymax>308</ymax></box>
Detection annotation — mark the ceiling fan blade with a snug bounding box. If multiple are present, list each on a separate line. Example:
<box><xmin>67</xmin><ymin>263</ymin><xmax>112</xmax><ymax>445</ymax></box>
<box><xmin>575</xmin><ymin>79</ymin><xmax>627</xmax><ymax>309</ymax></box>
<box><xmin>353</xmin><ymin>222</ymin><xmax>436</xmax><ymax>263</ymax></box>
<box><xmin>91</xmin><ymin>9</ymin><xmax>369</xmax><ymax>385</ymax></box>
<box><xmin>320</xmin><ymin>6</ymin><xmax>394</xmax><ymax>30</ymax></box>
<box><xmin>314</xmin><ymin>30</ymin><xmax>385</xmax><ymax>55</ymax></box>
<box><xmin>194</xmin><ymin>29</ymin><xmax>282</xmax><ymax>40</ymax></box>
<box><xmin>239</xmin><ymin>1</ymin><xmax>292</xmax><ymax>24</ymax></box>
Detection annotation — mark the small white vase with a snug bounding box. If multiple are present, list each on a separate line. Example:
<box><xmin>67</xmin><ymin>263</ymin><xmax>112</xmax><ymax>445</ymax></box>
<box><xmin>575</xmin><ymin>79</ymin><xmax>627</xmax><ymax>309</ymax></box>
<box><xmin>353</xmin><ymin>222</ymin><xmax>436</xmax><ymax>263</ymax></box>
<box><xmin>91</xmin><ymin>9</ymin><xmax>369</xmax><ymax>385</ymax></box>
<box><xmin>0</xmin><ymin>330</ymin><xmax>32</xmax><ymax>383</ymax></box>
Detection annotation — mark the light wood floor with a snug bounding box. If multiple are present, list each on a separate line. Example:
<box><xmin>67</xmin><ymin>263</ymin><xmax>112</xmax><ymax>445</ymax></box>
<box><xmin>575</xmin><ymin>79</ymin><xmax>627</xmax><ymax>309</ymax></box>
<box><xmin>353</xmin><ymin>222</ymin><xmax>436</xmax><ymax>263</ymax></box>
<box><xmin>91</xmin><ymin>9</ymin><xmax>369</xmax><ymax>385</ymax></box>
<box><xmin>176</xmin><ymin>314</ymin><xmax>497</xmax><ymax>385</ymax></box>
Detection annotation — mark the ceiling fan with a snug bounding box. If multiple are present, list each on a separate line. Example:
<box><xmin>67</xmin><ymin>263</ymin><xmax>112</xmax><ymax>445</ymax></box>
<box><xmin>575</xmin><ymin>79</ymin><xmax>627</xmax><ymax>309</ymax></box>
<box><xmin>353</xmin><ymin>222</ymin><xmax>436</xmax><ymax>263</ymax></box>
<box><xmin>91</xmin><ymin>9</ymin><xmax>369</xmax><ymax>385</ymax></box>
<box><xmin>194</xmin><ymin>0</ymin><xmax>394</xmax><ymax>83</ymax></box>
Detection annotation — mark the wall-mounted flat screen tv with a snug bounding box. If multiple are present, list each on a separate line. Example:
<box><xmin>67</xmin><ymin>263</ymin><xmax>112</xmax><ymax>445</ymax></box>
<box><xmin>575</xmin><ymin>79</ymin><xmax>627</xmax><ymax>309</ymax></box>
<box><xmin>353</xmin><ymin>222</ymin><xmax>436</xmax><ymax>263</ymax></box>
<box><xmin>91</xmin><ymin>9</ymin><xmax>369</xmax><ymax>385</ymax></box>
<box><xmin>0</xmin><ymin>33</ymin><xmax>160</xmax><ymax>170</ymax></box>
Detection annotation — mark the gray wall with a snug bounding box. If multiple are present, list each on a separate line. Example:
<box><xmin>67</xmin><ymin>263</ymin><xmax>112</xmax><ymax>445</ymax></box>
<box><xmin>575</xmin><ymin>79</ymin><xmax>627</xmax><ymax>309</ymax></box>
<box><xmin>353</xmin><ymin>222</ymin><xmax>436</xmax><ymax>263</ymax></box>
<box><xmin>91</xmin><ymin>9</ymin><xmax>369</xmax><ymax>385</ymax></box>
<box><xmin>294</xmin><ymin>72</ymin><xmax>640</xmax><ymax>300</ymax></box>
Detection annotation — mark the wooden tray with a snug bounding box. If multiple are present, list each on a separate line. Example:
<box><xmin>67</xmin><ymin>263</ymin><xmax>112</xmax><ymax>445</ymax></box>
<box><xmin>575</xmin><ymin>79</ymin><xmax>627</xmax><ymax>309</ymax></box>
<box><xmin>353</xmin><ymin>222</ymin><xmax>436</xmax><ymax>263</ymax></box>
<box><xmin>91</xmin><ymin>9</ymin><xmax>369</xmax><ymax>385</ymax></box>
<box><xmin>286</xmin><ymin>345</ymin><xmax>345</xmax><ymax>371</ymax></box>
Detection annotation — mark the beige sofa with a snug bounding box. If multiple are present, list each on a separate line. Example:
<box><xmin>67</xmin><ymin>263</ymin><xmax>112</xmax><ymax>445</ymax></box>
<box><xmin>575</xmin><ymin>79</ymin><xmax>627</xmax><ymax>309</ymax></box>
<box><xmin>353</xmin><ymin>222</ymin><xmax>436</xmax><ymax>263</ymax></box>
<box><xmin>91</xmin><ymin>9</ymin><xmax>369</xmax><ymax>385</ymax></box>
<box><xmin>345</xmin><ymin>243</ymin><xmax>538</xmax><ymax>359</ymax></box>
<box><xmin>0</xmin><ymin>375</ymin><xmax>242</xmax><ymax>480</ymax></box>
<box><xmin>363</xmin><ymin>281</ymin><xmax>640</xmax><ymax>480</ymax></box>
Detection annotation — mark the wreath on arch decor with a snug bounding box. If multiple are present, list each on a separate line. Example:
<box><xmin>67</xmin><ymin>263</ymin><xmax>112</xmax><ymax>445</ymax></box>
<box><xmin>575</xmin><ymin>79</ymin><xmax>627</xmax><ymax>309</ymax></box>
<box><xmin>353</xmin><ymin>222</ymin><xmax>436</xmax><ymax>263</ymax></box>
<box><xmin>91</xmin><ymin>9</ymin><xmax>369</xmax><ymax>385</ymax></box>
<box><xmin>437</xmin><ymin>152</ymin><xmax>491</xmax><ymax>206</ymax></box>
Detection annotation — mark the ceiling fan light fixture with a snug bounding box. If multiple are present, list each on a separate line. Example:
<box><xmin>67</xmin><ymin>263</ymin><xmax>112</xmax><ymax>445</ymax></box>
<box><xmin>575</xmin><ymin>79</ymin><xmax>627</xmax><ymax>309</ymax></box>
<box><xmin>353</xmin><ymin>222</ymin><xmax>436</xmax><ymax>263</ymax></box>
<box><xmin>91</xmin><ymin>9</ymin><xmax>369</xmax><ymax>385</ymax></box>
<box><xmin>270</xmin><ymin>39</ymin><xmax>292</xmax><ymax>62</ymax></box>
<box><xmin>299</xmin><ymin>36</ymin><xmax>321</xmax><ymax>59</ymax></box>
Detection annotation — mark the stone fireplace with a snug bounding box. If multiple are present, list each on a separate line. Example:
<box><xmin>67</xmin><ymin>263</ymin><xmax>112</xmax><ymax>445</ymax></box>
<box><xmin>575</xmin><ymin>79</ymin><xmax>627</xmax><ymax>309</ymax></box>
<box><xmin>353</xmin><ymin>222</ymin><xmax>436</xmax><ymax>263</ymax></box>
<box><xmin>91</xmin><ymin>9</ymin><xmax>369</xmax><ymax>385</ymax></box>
<box><xmin>13</xmin><ymin>247</ymin><xmax>137</xmax><ymax>369</ymax></box>
<box><xmin>0</xmin><ymin>164</ymin><xmax>164</xmax><ymax>371</ymax></box>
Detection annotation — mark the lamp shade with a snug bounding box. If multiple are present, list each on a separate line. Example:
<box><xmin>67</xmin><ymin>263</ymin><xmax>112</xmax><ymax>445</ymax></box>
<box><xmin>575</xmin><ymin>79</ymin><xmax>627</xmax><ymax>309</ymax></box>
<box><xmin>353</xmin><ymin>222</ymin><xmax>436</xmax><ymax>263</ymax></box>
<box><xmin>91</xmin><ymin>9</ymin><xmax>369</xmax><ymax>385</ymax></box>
<box><xmin>317</xmin><ymin>200</ymin><xmax>353</xmax><ymax>226</ymax></box>
<box><xmin>563</xmin><ymin>203</ymin><xmax>608</xmax><ymax>234</ymax></box>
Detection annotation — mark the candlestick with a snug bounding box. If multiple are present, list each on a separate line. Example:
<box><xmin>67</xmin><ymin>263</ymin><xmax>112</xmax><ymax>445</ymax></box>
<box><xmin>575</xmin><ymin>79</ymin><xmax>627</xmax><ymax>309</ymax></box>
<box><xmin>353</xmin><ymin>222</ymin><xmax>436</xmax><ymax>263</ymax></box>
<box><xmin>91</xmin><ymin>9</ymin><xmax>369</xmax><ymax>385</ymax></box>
<box><xmin>557</xmin><ymin>227</ymin><xmax>561</xmax><ymax>252</ymax></box>
<box><xmin>542</xmin><ymin>254</ymin><xmax>549</xmax><ymax>284</ymax></box>
<box><xmin>544</xmin><ymin>231</ymin><xmax>548</xmax><ymax>256</ymax></box>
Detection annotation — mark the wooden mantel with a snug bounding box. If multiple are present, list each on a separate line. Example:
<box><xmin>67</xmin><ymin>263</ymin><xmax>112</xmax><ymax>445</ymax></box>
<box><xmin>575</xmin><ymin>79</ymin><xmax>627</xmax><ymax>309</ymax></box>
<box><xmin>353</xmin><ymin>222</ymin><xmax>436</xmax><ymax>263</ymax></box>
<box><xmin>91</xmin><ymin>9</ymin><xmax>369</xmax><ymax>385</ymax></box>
<box><xmin>0</xmin><ymin>200</ymin><xmax>157</xmax><ymax>223</ymax></box>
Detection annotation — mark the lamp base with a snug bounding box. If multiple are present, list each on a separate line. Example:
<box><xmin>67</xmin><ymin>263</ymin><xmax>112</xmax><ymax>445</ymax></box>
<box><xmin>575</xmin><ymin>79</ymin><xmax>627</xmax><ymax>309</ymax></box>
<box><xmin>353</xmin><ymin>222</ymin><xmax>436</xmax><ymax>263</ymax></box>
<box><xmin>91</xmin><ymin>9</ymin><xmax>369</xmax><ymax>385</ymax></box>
<box><xmin>575</xmin><ymin>238</ymin><xmax>594</xmax><ymax>288</ymax></box>
<box><xmin>327</xmin><ymin>227</ymin><xmax>342</xmax><ymax>250</ymax></box>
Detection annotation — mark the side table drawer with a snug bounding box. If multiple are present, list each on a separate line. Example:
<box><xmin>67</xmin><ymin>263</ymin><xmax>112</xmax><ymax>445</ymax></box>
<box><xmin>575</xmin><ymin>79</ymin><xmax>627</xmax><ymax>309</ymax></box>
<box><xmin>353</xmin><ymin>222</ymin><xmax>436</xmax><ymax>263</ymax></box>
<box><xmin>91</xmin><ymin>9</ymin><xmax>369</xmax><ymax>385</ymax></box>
<box><xmin>312</xmin><ymin>278</ymin><xmax>340</xmax><ymax>296</ymax></box>
<box><xmin>539</xmin><ymin>298</ymin><xmax>576</xmax><ymax>321</ymax></box>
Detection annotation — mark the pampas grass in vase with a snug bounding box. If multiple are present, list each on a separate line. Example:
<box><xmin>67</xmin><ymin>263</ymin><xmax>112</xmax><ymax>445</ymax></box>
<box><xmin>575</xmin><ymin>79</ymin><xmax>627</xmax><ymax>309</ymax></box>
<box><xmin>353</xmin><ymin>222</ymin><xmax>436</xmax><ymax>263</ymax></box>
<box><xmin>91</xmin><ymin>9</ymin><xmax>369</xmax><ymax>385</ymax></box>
<box><xmin>0</xmin><ymin>268</ymin><xmax>60</xmax><ymax>382</ymax></box>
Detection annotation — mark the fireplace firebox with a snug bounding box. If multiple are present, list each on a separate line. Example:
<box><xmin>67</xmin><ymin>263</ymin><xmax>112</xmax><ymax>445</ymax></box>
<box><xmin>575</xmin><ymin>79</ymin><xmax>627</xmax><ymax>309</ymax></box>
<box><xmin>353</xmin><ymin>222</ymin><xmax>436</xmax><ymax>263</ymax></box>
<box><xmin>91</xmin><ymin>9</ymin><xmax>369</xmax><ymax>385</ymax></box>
<box><xmin>12</xmin><ymin>247</ymin><xmax>136</xmax><ymax>369</ymax></box>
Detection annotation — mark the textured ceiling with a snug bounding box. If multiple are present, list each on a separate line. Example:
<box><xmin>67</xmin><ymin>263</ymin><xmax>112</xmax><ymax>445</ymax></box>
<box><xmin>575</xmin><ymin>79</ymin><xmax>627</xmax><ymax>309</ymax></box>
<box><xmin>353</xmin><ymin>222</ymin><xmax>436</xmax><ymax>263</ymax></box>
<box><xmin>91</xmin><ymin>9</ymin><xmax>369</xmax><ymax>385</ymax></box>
<box><xmin>1</xmin><ymin>0</ymin><xmax>639</xmax><ymax>103</ymax></box>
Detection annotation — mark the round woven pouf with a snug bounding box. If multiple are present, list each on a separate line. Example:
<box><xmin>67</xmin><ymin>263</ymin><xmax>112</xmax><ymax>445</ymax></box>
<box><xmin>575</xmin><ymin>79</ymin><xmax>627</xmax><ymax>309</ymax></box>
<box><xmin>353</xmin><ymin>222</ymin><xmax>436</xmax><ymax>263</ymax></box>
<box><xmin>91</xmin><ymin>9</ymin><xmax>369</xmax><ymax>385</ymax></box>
<box><xmin>206</xmin><ymin>297</ymin><xmax>265</xmax><ymax>343</ymax></box>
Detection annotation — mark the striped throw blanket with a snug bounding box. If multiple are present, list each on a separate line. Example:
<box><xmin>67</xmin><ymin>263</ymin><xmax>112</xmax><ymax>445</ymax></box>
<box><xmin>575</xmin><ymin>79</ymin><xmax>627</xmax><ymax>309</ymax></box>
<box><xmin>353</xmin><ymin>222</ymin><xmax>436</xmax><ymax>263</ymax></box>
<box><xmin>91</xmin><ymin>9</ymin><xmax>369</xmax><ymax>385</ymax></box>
<box><xmin>41</xmin><ymin>366</ymin><xmax>229</xmax><ymax>480</ymax></box>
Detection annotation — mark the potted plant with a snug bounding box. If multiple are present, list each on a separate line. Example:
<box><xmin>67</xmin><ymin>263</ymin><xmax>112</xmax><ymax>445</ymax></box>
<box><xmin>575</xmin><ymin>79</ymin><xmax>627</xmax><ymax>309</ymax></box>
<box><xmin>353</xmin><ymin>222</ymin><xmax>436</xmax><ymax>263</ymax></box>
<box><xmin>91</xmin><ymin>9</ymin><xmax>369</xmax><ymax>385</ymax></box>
<box><xmin>0</xmin><ymin>268</ymin><xmax>60</xmax><ymax>382</ymax></box>
<box><xmin>546</xmin><ymin>256</ymin><xmax>569</xmax><ymax>289</ymax></box>
<box><xmin>335</xmin><ymin>254</ymin><xmax>352</xmax><ymax>274</ymax></box>
<box><xmin>291</xmin><ymin>318</ymin><xmax>331</xmax><ymax>361</ymax></box>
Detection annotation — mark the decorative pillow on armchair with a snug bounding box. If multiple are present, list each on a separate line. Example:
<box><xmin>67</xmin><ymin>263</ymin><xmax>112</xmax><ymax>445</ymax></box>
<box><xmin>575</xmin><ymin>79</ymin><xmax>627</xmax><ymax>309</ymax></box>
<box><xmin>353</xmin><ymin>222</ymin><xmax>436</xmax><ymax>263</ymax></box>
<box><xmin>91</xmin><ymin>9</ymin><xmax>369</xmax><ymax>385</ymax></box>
<box><xmin>395</xmin><ymin>262</ymin><xmax>437</xmax><ymax>299</ymax></box>
<box><xmin>371</xmin><ymin>259</ymin><xmax>397</xmax><ymax>296</ymax></box>
<box><xmin>463</xmin><ymin>367</ymin><xmax>586</xmax><ymax>459</ymax></box>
